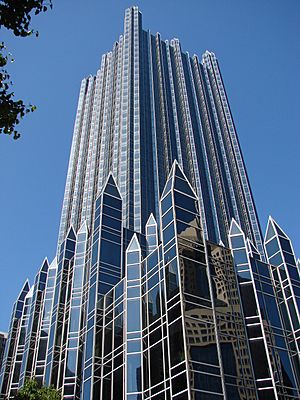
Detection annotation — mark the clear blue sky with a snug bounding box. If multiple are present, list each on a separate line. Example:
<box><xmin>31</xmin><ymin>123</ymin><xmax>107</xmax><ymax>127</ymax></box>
<box><xmin>0</xmin><ymin>0</ymin><xmax>299</xmax><ymax>331</ymax></box>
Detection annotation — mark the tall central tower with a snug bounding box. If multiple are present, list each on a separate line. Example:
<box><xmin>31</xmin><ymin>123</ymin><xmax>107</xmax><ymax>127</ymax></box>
<box><xmin>58</xmin><ymin>6</ymin><xmax>263</xmax><ymax>256</ymax></box>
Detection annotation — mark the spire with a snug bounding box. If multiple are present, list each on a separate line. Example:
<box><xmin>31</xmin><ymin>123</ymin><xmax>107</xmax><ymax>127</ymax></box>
<box><xmin>174</xmin><ymin>160</ymin><xmax>197</xmax><ymax>197</ymax></box>
<box><xmin>17</xmin><ymin>280</ymin><xmax>30</xmax><ymax>302</ymax></box>
<box><xmin>33</xmin><ymin>258</ymin><xmax>50</xmax><ymax>288</ymax></box>
<box><xmin>14</xmin><ymin>280</ymin><xmax>30</xmax><ymax>319</ymax></box>
<box><xmin>162</xmin><ymin>160</ymin><xmax>198</xmax><ymax>200</ymax></box>
<box><xmin>126</xmin><ymin>234</ymin><xmax>142</xmax><ymax>279</ymax></box>
<box><xmin>101</xmin><ymin>172</ymin><xmax>122</xmax><ymax>200</ymax></box>
<box><xmin>265</xmin><ymin>216</ymin><xmax>288</xmax><ymax>243</ymax></box>
<box><xmin>66</xmin><ymin>225</ymin><xmax>76</xmax><ymax>241</ymax></box>
<box><xmin>146</xmin><ymin>213</ymin><xmax>157</xmax><ymax>227</ymax></box>
<box><xmin>39</xmin><ymin>258</ymin><xmax>49</xmax><ymax>273</ymax></box>
<box><xmin>95</xmin><ymin>172</ymin><xmax>123</xmax><ymax>214</ymax></box>
<box><xmin>229</xmin><ymin>218</ymin><xmax>244</xmax><ymax>236</ymax></box>
<box><xmin>146</xmin><ymin>214</ymin><xmax>158</xmax><ymax>254</ymax></box>
<box><xmin>265</xmin><ymin>217</ymin><xmax>276</xmax><ymax>242</ymax></box>
<box><xmin>264</xmin><ymin>217</ymin><xmax>297</xmax><ymax>268</ymax></box>
<box><xmin>228</xmin><ymin>219</ymin><xmax>247</xmax><ymax>253</ymax></box>
<box><xmin>127</xmin><ymin>233</ymin><xmax>141</xmax><ymax>253</ymax></box>
<box><xmin>78</xmin><ymin>220</ymin><xmax>88</xmax><ymax>235</ymax></box>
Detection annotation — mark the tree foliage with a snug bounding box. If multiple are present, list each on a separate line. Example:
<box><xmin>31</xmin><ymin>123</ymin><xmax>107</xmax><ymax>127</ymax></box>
<box><xmin>0</xmin><ymin>0</ymin><xmax>52</xmax><ymax>139</ymax></box>
<box><xmin>14</xmin><ymin>379</ymin><xmax>61</xmax><ymax>400</ymax></box>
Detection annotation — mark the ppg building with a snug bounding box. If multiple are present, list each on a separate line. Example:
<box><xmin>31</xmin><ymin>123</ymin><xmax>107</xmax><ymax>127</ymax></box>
<box><xmin>1</xmin><ymin>7</ymin><xmax>300</xmax><ymax>400</ymax></box>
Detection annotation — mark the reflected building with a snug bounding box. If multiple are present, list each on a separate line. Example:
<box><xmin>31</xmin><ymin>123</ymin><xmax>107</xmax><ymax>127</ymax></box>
<box><xmin>1</xmin><ymin>6</ymin><xmax>300</xmax><ymax>400</ymax></box>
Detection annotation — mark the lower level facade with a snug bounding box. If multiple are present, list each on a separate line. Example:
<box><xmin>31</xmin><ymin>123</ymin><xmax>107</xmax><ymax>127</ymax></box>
<box><xmin>0</xmin><ymin>163</ymin><xmax>299</xmax><ymax>399</ymax></box>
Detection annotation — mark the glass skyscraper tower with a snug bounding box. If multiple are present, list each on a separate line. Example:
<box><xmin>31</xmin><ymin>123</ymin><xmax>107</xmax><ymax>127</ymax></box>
<box><xmin>1</xmin><ymin>7</ymin><xmax>300</xmax><ymax>400</ymax></box>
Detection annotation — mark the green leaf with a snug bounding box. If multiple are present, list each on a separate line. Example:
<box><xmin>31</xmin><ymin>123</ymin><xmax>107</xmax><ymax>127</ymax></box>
<box><xmin>0</xmin><ymin>0</ymin><xmax>53</xmax><ymax>139</ymax></box>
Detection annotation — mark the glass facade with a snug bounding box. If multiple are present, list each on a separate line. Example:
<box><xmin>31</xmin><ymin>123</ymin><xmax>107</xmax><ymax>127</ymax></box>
<box><xmin>0</xmin><ymin>334</ymin><xmax>8</xmax><ymax>378</ymax></box>
<box><xmin>56</xmin><ymin>7</ymin><xmax>263</xmax><ymax>257</ymax></box>
<box><xmin>1</xmin><ymin>6</ymin><xmax>299</xmax><ymax>400</ymax></box>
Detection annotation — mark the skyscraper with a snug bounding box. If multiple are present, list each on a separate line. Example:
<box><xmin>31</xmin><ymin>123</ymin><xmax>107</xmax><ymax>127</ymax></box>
<box><xmin>1</xmin><ymin>6</ymin><xmax>299</xmax><ymax>400</ymax></box>
<box><xmin>57</xmin><ymin>7</ymin><xmax>263</xmax><ymax>257</ymax></box>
